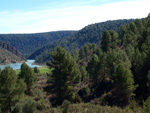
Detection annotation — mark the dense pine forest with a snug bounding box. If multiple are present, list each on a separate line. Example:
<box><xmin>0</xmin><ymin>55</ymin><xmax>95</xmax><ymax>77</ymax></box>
<box><xmin>0</xmin><ymin>31</ymin><xmax>76</xmax><ymax>57</ymax></box>
<box><xmin>1</xmin><ymin>15</ymin><xmax>150</xmax><ymax>113</ymax></box>
<box><xmin>0</xmin><ymin>19</ymin><xmax>133</xmax><ymax>60</ymax></box>
<box><xmin>30</xmin><ymin>19</ymin><xmax>134</xmax><ymax>63</ymax></box>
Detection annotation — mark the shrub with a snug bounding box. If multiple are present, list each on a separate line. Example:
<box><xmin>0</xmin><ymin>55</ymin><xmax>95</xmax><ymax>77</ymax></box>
<box><xmin>13</xmin><ymin>97</ymin><xmax>36</xmax><ymax>113</ymax></box>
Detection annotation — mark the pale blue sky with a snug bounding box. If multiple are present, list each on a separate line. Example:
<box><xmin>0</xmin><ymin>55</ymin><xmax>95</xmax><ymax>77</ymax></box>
<box><xmin>0</xmin><ymin>0</ymin><xmax>149</xmax><ymax>33</ymax></box>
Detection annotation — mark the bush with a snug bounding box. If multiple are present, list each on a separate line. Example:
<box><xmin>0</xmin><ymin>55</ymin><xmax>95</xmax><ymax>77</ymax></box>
<box><xmin>13</xmin><ymin>97</ymin><xmax>36</xmax><ymax>113</ymax></box>
<box><xmin>61</xmin><ymin>100</ymin><xmax>71</xmax><ymax>113</ymax></box>
<box><xmin>60</xmin><ymin>103</ymin><xmax>146</xmax><ymax>113</ymax></box>
<box><xmin>34</xmin><ymin>67</ymin><xmax>40</xmax><ymax>74</ymax></box>
<box><xmin>22</xmin><ymin>98</ymin><xmax>36</xmax><ymax>113</ymax></box>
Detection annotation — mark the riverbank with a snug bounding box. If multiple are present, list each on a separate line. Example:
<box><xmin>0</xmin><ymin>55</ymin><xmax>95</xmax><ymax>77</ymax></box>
<box><xmin>0</xmin><ymin>60</ymin><xmax>26</xmax><ymax>65</ymax></box>
<box><xmin>0</xmin><ymin>60</ymin><xmax>41</xmax><ymax>70</ymax></box>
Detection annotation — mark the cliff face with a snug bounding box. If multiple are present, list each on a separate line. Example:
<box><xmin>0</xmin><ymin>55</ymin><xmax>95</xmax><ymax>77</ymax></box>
<box><xmin>0</xmin><ymin>41</ymin><xmax>26</xmax><ymax>64</ymax></box>
<box><xmin>0</xmin><ymin>41</ymin><xmax>26</xmax><ymax>60</ymax></box>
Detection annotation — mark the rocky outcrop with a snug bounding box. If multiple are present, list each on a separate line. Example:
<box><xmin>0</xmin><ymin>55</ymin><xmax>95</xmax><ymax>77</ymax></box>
<box><xmin>0</xmin><ymin>41</ymin><xmax>26</xmax><ymax>60</ymax></box>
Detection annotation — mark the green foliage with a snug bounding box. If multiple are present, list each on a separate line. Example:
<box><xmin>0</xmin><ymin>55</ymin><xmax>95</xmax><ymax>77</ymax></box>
<box><xmin>129</xmin><ymin>22</ymin><xmax>138</xmax><ymax>34</ymax></box>
<box><xmin>0</xmin><ymin>67</ymin><xmax>26</xmax><ymax>112</ymax></box>
<box><xmin>80</xmin><ymin>66</ymin><xmax>88</xmax><ymax>80</ymax></box>
<box><xmin>61</xmin><ymin>100</ymin><xmax>71</xmax><ymax>113</ymax></box>
<box><xmin>101</xmin><ymin>30</ymin><xmax>118</xmax><ymax>52</ymax></box>
<box><xmin>78</xmin><ymin>42</ymin><xmax>96</xmax><ymax>62</ymax></box>
<box><xmin>34</xmin><ymin>67</ymin><xmax>40</xmax><ymax>74</ymax></box>
<box><xmin>22</xmin><ymin>97</ymin><xmax>36</xmax><ymax>113</ymax></box>
<box><xmin>118</xmin><ymin>25</ymin><xmax>126</xmax><ymax>40</ymax></box>
<box><xmin>59</xmin><ymin>103</ymin><xmax>144</xmax><ymax>113</ymax></box>
<box><xmin>101</xmin><ymin>30</ymin><xmax>112</xmax><ymax>52</ymax></box>
<box><xmin>84</xmin><ymin>87</ymin><xmax>91</xmax><ymax>96</ymax></box>
<box><xmin>125</xmin><ymin>44</ymin><xmax>135</xmax><ymax>62</ymax></box>
<box><xmin>109</xmin><ymin>29</ymin><xmax>119</xmax><ymax>49</ymax></box>
<box><xmin>135</xmin><ymin>19</ymin><xmax>145</xmax><ymax>35</ymax></box>
<box><xmin>34</xmin><ymin>19</ymin><xmax>133</xmax><ymax>63</ymax></box>
<box><xmin>33</xmin><ymin>89</ymin><xmax>51</xmax><ymax>111</ymax></box>
<box><xmin>1</xmin><ymin>16</ymin><xmax>150</xmax><ymax>113</ymax></box>
<box><xmin>87</xmin><ymin>54</ymin><xmax>100</xmax><ymax>84</ymax></box>
<box><xmin>38</xmin><ymin>67</ymin><xmax>50</xmax><ymax>74</ymax></box>
<box><xmin>144</xmin><ymin>96</ymin><xmax>150</xmax><ymax>113</ymax></box>
<box><xmin>79</xmin><ymin>17</ymin><xmax>150</xmax><ymax>107</ymax></box>
<box><xmin>79</xmin><ymin>47</ymin><xmax>85</xmax><ymax>59</ymax></box>
<box><xmin>16</xmin><ymin>67</ymin><xmax>50</xmax><ymax>75</ymax></box>
<box><xmin>13</xmin><ymin>97</ymin><xmax>36</xmax><ymax>113</ymax></box>
<box><xmin>113</xmin><ymin>61</ymin><xmax>137</xmax><ymax>106</ymax></box>
<box><xmin>47</xmin><ymin>46</ymin><xmax>81</xmax><ymax>104</ymax></box>
<box><xmin>19</xmin><ymin>62</ymin><xmax>36</xmax><ymax>95</ymax></box>
<box><xmin>0</xmin><ymin>31</ymin><xmax>75</xmax><ymax>57</ymax></box>
<box><xmin>72</xmin><ymin>50</ymin><xmax>79</xmax><ymax>61</ymax></box>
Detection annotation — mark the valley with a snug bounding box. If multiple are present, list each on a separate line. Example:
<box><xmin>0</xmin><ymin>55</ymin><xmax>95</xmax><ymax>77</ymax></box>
<box><xmin>0</xmin><ymin>9</ymin><xmax>150</xmax><ymax>113</ymax></box>
<box><xmin>0</xmin><ymin>19</ymin><xmax>134</xmax><ymax>65</ymax></box>
<box><xmin>0</xmin><ymin>31</ymin><xmax>76</xmax><ymax>57</ymax></box>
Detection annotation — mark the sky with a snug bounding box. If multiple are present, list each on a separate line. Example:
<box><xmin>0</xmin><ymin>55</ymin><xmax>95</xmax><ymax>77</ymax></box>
<box><xmin>0</xmin><ymin>0</ymin><xmax>149</xmax><ymax>33</ymax></box>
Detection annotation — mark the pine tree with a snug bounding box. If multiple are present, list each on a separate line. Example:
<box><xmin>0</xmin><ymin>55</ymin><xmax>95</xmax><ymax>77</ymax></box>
<box><xmin>0</xmin><ymin>67</ymin><xmax>26</xmax><ymax>112</ymax></box>
<box><xmin>101</xmin><ymin>30</ymin><xmax>111</xmax><ymax>52</ymax></box>
<box><xmin>79</xmin><ymin>47</ymin><xmax>85</xmax><ymax>59</ymax></box>
<box><xmin>72</xmin><ymin>50</ymin><xmax>79</xmax><ymax>61</ymax></box>
<box><xmin>80</xmin><ymin>66</ymin><xmax>88</xmax><ymax>80</ymax></box>
<box><xmin>87</xmin><ymin>54</ymin><xmax>99</xmax><ymax>84</ymax></box>
<box><xmin>125</xmin><ymin>44</ymin><xmax>135</xmax><ymax>62</ymax></box>
<box><xmin>118</xmin><ymin>25</ymin><xmax>126</xmax><ymax>39</ymax></box>
<box><xmin>47</xmin><ymin>46</ymin><xmax>81</xmax><ymax>104</ymax></box>
<box><xmin>109</xmin><ymin>30</ymin><xmax>118</xmax><ymax>49</ymax></box>
<box><xmin>113</xmin><ymin>62</ymin><xmax>137</xmax><ymax>107</ymax></box>
<box><xmin>19</xmin><ymin>62</ymin><xmax>36</xmax><ymax>95</ymax></box>
<box><xmin>34</xmin><ymin>66</ymin><xmax>40</xmax><ymax>74</ymax></box>
<box><xmin>129</xmin><ymin>22</ymin><xmax>138</xmax><ymax>34</ymax></box>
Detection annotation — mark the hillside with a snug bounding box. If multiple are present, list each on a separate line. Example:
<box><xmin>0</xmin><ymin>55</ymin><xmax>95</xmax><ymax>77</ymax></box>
<box><xmin>0</xmin><ymin>40</ymin><xmax>25</xmax><ymax>60</ymax></box>
<box><xmin>46</xmin><ymin>16</ymin><xmax>150</xmax><ymax>110</ymax></box>
<box><xmin>31</xmin><ymin>19</ymin><xmax>134</xmax><ymax>63</ymax></box>
<box><xmin>0</xmin><ymin>45</ymin><xmax>25</xmax><ymax>64</ymax></box>
<box><xmin>1</xmin><ymin>16</ymin><xmax>150</xmax><ymax>113</ymax></box>
<box><xmin>0</xmin><ymin>40</ymin><xmax>26</xmax><ymax>64</ymax></box>
<box><xmin>0</xmin><ymin>31</ymin><xmax>76</xmax><ymax>57</ymax></box>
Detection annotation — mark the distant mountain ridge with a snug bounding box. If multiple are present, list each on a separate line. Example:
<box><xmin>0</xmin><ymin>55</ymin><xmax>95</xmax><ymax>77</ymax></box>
<box><xmin>0</xmin><ymin>41</ymin><xmax>26</xmax><ymax>64</ymax></box>
<box><xmin>0</xmin><ymin>31</ymin><xmax>76</xmax><ymax>57</ymax></box>
<box><xmin>31</xmin><ymin>19</ymin><xmax>134</xmax><ymax>63</ymax></box>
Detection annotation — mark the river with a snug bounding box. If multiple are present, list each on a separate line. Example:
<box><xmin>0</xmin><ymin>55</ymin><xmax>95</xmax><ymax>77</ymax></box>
<box><xmin>0</xmin><ymin>60</ymin><xmax>42</xmax><ymax>70</ymax></box>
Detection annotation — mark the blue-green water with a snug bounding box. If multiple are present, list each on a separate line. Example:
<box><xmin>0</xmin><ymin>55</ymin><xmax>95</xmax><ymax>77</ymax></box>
<box><xmin>0</xmin><ymin>60</ymin><xmax>41</xmax><ymax>70</ymax></box>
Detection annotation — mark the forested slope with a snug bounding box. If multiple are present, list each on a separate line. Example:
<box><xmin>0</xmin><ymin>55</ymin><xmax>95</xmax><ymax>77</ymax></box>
<box><xmin>72</xmin><ymin>17</ymin><xmax>150</xmax><ymax>107</ymax></box>
<box><xmin>1</xmin><ymin>16</ymin><xmax>150</xmax><ymax>113</ymax></box>
<box><xmin>0</xmin><ymin>31</ymin><xmax>76</xmax><ymax>57</ymax></box>
<box><xmin>44</xmin><ymin>16</ymin><xmax>150</xmax><ymax>110</ymax></box>
<box><xmin>32</xmin><ymin>19</ymin><xmax>134</xmax><ymax>63</ymax></box>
